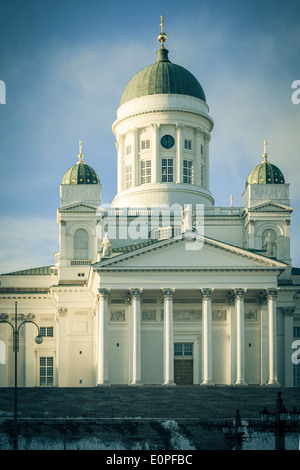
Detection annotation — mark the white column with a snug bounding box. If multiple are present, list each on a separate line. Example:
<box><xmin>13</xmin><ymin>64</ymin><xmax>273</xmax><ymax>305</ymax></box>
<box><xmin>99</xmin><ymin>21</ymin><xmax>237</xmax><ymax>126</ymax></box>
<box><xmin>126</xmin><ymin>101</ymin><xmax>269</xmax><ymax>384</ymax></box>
<box><xmin>116</xmin><ymin>134</ymin><xmax>124</xmax><ymax>193</ymax></box>
<box><xmin>176</xmin><ymin>125</ymin><xmax>183</xmax><ymax>184</ymax></box>
<box><xmin>130</xmin><ymin>288</ymin><xmax>143</xmax><ymax>385</ymax></box>
<box><xmin>260</xmin><ymin>296</ymin><xmax>269</xmax><ymax>385</ymax></box>
<box><xmin>203</xmin><ymin>132</ymin><xmax>210</xmax><ymax>190</ymax></box>
<box><xmin>266</xmin><ymin>288</ymin><xmax>280</xmax><ymax>385</ymax></box>
<box><xmin>97</xmin><ymin>288</ymin><xmax>110</xmax><ymax>386</ymax></box>
<box><xmin>132</xmin><ymin>128</ymin><xmax>139</xmax><ymax>187</ymax></box>
<box><xmin>162</xmin><ymin>288</ymin><xmax>176</xmax><ymax>386</ymax></box>
<box><xmin>234</xmin><ymin>288</ymin><xmax>247</xmax><ymax>385</ymax></box>
<box><xmin>152</xmin><ymin>124</ymin><xmax>160</xmax><ymax>183</ymax></box>
<box><xmin>57</xmin><ymin>308</ymin><xmax>68</xmax><ymax>387</ymax></box>
<box><xmin>201</xmin><ymin>288</ymin><xmax>214</xmax><ymax>385</ymax></box>
<box><xmin>283</xmin><ymin>307</ymin><xmax>294</xmax><ymax>387</ymax></box>
<box><xmin>194</xmin><ymin>128</ymin><xmax>202</xmax><ymax>186</ymax></box>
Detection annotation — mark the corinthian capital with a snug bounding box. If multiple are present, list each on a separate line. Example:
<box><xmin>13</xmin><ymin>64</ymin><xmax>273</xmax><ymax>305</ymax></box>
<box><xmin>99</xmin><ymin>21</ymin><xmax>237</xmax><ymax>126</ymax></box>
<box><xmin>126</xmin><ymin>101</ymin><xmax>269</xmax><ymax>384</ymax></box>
<box><xmin>98</xmin><ymin>288</ymin><xmax>110</xmax><ymax>299</ymax></box>
<box><xmin>201</xmin><ymin>288</ymin><xmax>214</xmax><ymax>299</ymax></box>
<box><xmin>266</xmin><ymin>288</ymin><xmax>279</xmax><ymax>300</ymax></box>
<box><xmin>234</xmin><ymin>288</ymin><xmax>247</xmax><ymax>298</ymax></box>
<box><xmin>162</xmin><ymin>288</ymin><xmax>175</xmax><ymax>300</ymax></box>
<box><xmin>129</xmin><ymin>288</ymin><xmax>143</xmax><ymax>300</ymax></box>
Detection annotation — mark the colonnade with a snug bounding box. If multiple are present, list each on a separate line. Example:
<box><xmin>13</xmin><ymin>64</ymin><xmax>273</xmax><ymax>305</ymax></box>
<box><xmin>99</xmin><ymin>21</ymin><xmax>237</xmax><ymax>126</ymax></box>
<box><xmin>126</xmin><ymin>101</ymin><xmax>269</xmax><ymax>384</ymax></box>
<box><xmin>96</xmin><ymin>287</ymin><xmax>279</xmax><ymax>387</ymax></box>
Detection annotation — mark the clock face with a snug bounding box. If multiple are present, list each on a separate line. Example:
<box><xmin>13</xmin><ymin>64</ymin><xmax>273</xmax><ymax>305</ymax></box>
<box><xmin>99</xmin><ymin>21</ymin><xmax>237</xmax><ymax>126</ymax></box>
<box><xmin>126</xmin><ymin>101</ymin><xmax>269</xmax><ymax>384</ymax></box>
<box><xmin>161</xmin><ymin>134</ymin><xmax>175</xmax><ymax>149</ymax></box>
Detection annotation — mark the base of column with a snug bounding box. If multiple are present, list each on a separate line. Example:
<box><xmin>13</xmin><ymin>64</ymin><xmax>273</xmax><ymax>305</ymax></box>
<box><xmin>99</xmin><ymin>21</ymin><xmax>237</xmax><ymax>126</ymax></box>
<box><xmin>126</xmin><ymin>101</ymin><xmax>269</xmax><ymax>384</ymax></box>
<box><xmin>162</xmin><ymin>380</ymin><xmax>176</xmax><ymax>386</ymax></box>
<box><xmin>266</xmin><ymin>380</ymin><xmax>280</xmax><ymax>386</ymax></box>
<box><xmin>97</xmin><ymin>381</ymin><xmax>111</xmax><ymax>387</ymax></box>
<box><xmin>201</xmin><ymin>380</ymin><xmax>215</xmax><ymax>386</ymax></box>
<box><xmin>130</xmin><ymin>380</ymin><xmax>143</xmax><ymax>386</ymax></box>
<box><xmin>234</xmin><ymin>380</ymin><xmax>248</xmax><ymax>386</ymax></box>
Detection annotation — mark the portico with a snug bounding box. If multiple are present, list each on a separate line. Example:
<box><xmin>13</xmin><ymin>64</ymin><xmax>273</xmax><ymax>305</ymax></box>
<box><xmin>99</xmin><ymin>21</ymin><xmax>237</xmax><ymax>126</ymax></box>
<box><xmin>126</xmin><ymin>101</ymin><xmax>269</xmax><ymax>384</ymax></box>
<box><xmin>95</xmin><ymin>284</ymin><xmax>281</xmax><ymax>387</ymax></box>
<box><xmin>93</xmin><ymin>233</ymin><xmax>285</xmax><ymax>387</ymax></box>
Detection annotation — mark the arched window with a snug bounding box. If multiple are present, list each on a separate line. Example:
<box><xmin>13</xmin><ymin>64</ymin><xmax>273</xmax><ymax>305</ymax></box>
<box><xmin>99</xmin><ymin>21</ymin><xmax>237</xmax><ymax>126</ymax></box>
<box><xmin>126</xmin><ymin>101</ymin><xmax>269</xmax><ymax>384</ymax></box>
<box><xmin>74</xmin><ymin>229</ymin><xmax>89</xmax><ymax>260</ymax></box>
<box><xmin>0</xmin><ymin>340</ymin><xmax>6</xmax><ymax>364</ymax></box>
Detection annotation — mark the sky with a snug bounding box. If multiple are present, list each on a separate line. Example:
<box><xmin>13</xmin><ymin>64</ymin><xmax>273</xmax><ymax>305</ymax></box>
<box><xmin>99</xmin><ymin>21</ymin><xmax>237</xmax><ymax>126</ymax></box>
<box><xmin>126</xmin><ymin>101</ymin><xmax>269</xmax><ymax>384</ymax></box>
<box><xmin>0</xmin><ymin>0</ymin><xmax>300</xmax><ymax>273</ymax></box>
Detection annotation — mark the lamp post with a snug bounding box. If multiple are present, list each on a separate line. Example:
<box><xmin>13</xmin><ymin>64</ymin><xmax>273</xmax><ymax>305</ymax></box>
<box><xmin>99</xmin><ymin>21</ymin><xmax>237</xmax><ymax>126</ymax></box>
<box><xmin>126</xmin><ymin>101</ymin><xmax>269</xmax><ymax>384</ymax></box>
<box><xmin>0</xmin><ymin>301</ymin><xmax>43</xmax><ymax>450</ymax></box>
<box><xmin>223</xmin><ymin>409</ymin><xmax>252</xmax><ymax>450</ymax></box>
<box><xmin>260</xmin><ymin>392</ymin><xmax>299</xmax><ymax>450</ymax></box>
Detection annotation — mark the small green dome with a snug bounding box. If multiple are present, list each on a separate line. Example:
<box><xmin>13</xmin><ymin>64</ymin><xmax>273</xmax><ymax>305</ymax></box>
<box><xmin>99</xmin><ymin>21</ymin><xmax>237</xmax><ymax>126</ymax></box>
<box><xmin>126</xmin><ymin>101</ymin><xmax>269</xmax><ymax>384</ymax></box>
<box><xmin>62</xmin><ymin>155</ymin><xmax>100</xmax><ymax>185</ymax></box>
<box><xmin>120</xmin><ymin>47</ymin><xmax>206</xmax><ymax>106</ymax></box>
<box><xmin>246</xmin><ymin>157</ymin><xmax>285</xmax><ymax>187</ymax></box>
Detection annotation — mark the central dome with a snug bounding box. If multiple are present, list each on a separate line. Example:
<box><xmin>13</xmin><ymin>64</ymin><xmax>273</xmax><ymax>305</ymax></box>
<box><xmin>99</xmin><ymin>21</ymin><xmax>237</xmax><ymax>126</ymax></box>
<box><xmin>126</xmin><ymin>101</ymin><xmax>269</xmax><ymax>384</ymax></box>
<box><xmin>120</xmin><ymin>47</ymin><xmax>206</xmax><ymax>106</ymax></box>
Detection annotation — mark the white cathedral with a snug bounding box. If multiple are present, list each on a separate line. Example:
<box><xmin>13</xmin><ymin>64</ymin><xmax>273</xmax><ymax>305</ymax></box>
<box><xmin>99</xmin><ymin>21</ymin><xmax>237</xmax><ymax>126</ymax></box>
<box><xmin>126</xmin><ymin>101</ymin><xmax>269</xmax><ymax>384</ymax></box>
<box><xmin>1</xmin><ymin>20</ymin><xmax>300</xmax><ymax>389</ymax></box>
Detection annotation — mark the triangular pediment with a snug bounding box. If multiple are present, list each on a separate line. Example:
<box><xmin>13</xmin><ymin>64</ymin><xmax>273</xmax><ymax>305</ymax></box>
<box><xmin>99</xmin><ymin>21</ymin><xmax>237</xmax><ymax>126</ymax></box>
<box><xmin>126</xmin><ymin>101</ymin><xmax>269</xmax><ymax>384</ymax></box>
<box><xmin>59</xmin><ymin>202</ymin><xmax>98</xmax><ymax>213</ymax></box>
<box><xmin>247</xmin><ymin>201</ymin><xmax>293</xmax><ymax>213</ymax></box>
<box><xmin>92</xmin><ymin>233</ymin><xmax>287</xmax><ymax>271</ymax></box>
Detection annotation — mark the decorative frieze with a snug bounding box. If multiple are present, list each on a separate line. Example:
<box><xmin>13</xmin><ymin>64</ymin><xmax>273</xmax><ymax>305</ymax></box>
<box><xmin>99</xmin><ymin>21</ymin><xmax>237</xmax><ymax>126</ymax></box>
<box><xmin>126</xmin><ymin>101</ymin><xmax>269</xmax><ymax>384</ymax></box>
<box><xmin>110</xmin><ymin>310</ymin><xmax>126</xmax><ymax>322</ymax></box>
<box><xmin>245</xmin><ymin>310</ymin><xmax>258</xmax><ymax>321</ymax></box>
<box><xmin>212</xmin><ymin>310</ymin><xmax>227</xmax><ymax>321</ymax></box>
<box><xmin>142</xmin><ymin>310</ymin><xmax>156</xmax><ymax>321</ymax></box>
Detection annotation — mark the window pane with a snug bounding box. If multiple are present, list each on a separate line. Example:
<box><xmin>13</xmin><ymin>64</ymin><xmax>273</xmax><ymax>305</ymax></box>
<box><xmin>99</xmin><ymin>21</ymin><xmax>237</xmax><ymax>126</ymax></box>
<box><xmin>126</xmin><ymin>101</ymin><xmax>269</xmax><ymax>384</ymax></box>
<box><xmin>162</xmin><ymin>159</ymin><xmax>173</xmax><ymax>183</ymax></box>
<box><xmin>74</xmin><ymin>229</ymin><xmax>89</xmax><ymax>260</ymax></box>
<box><xmin>184</xmin><ymin>343</ymin><xmax>193</xmax><ymax>356</ymax></box>
<box><xmin>174</xmin><ymin>344</ymin><xmax>183</xmax><ymax>356</ymax></box>
<box><xmin>183</xmin><ymin>160</ymin><xmax>193</xmax><ymax>184</ymax></box>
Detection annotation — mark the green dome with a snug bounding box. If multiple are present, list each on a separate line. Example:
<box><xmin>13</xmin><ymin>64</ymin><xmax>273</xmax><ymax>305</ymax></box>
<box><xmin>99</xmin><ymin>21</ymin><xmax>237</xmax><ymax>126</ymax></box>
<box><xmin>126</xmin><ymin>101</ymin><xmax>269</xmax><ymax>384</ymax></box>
<box><xmin>120</xmin><ymin>47</ymin><xmax>206</xmax><ymax>105</ymax></box>
<box><xmin>62</xmin><ymin>156</ymin><xmax>100</xmax><ymax>185</ymax></box>
<box><xmin>246</xmin><ymin>158</ymin><xmax>285</xmax><ymax>187</ymax></box>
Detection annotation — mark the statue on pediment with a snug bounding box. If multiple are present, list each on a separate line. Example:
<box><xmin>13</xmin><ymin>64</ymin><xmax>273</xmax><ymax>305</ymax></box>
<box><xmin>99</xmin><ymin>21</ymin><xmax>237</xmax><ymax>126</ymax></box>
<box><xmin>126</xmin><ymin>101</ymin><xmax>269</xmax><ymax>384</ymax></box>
<box><xmin>100</xmin><ymin>233</ymin><xmax>112</xmax><ymax>258</ymax></box>
<box><xmin>263</xmin><ymin>232</ymin><xmax>277</xmax><ymax>257</ymax></box>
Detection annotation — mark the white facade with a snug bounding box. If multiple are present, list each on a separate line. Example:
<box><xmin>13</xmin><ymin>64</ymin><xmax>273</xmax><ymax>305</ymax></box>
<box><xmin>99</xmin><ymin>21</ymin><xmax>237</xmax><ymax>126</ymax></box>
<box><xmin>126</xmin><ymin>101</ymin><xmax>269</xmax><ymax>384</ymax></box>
<box><xmin>1</xmin><ymin>27</ymin><xmax>300</xmax><ymax>389</ymax></box>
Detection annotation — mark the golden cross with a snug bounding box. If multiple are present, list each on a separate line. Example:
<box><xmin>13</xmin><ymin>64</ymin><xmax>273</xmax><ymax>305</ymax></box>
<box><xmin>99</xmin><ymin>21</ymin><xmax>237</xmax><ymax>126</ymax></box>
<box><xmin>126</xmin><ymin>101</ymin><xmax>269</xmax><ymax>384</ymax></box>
<box><xmin>263</xmin><ymin>139</ymin><xmax>267</xmax><ymax>161</ymax></box>
<box><xmin>78</xmin><ymin>140</ymin><xmax>83</xmax><ymax>161</ymax></box>
<box><xmin>160</xmin><ymin>14</ymin><xmax>165</xmax><ymax>33</ymax></box>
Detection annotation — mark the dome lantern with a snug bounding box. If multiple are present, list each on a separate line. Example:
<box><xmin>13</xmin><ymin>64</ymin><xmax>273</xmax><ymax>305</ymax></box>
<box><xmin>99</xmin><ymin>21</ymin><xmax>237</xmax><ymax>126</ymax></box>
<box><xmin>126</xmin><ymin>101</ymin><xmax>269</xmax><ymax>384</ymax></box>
<box><xmin>246</xmin><ymin>140</ymin><xmax>285</xmax><ymax>187</ymax></box>
<box><xmin>62</xmin><ymin>140</ymin><xmax>100</xmax><ymax>185</ymax></box>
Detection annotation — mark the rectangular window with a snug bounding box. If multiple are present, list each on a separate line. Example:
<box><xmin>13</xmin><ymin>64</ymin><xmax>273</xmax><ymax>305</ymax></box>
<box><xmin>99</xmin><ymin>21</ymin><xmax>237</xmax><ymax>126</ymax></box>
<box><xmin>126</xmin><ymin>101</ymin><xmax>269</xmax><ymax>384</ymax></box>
<box><xmin>141</xmin><ymin>139</ymin><xmax>150</xmax><ymax>150</ymax></box>
<box><xmin>40</xmin><ymin>327</ymin><xmax>54</xmax><ymax>338</ymax></box>
<box><xmin>126</xmin><ymin>145</ymin><xmax>132</xmax><ymax>155</ymax></box>
<box><xmin>141</xmin><ymin>160</ymin><xmax>151</xmax><ymax>184</ymax></box>
<box><xmin>294</xmin><ymin>327</ymin><xmax>300</xmax><ymax>338</ymax></box>
<box><xmin>183</xmin><ymin>160</ymin><xmax>193</xmax><ymax>184</ymax></box>
<box><xmin>184</xmin><ymin>139</ymin><xmax>192</xmax><ymax>150</ymax></box>
<box><xmin>40</xmin><ymin>356</ymin><xmax>54</xmax><ymax>386</ymax></box>
<box><xmin>162</xmin><ymin>158</ymin><xmax>173</xmax><ymax>182</ymax></box>
<box><xmin>174</xmin><ymin>344</ymin><xmax>183</xmax><ymax>356</ymax></box>
<box><xmin>126</xmin><ymin>165</ymin><xmax>132</xmax><ymax>189</ymax></box>
<box><xmin>174</xmin><ymin>343</ymin><xmax>193</xmax><ymax>357</ymax></box>
<box><xmin>201</xmin><ymin>144</ymin><xmax>204</xmax><ymax>155</ymax></box>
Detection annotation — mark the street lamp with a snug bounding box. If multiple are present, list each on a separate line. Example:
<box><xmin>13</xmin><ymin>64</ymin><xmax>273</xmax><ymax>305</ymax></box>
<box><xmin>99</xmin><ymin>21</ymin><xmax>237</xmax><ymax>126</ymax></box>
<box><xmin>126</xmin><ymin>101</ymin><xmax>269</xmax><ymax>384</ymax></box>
<box><xmin>260</xmin><ymin>392</ymin><xmax>299</xmax><ymax>450</ymax></box>
<box><xmin>0</xmin><ymin>301</ymin><xmax>43</xmax><ymax>450</ymax></box>
<box><xmin>223</xmin><ymin>409</ymin><xmax>252</xmax><ymax>450</ymax></box>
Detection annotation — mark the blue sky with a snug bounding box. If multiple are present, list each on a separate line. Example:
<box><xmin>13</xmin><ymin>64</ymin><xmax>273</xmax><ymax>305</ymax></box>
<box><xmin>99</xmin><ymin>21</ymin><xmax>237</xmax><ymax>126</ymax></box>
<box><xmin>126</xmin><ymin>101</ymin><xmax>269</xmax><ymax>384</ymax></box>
<box><xmin>0</xmin><ymin>0</ymin><xmax>300</xmax><ymax>273</ymax></box>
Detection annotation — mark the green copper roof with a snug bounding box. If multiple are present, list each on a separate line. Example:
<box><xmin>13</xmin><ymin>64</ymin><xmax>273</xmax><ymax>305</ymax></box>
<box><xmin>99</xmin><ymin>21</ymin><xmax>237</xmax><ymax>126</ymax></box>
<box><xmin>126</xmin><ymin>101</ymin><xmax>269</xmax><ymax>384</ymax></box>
<box><xmin>246</xmin><ymin>160</ymin><xmax>285</xmax><ymax>186</ymax></box>
<box><xmin>62</xmin><ymin>158</ymin><xmax>100</xmax><ymax>185</ymax></box>
<box><xmin>120</xmin><ymin>47</ymin><xmax>206</xmax><ymax>105</ymax></box>
<box><xmin>3</xmin><ymin>265</ymin><xmax>54</xmax><ymax>276</ymax></box>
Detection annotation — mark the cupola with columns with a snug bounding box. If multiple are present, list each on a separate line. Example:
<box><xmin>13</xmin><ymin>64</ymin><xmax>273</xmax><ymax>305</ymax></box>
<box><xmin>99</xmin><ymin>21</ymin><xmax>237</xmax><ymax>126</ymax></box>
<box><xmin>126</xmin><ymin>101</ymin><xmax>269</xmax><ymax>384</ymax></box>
<box><xmin>111</xmin><ymin>17</ymin><xmax>214</xmax><ymax>208</ymax></box>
